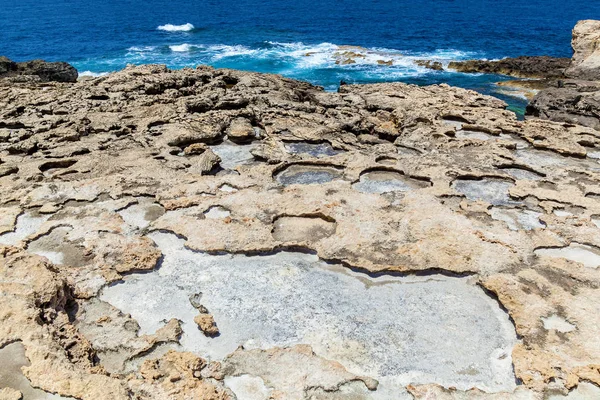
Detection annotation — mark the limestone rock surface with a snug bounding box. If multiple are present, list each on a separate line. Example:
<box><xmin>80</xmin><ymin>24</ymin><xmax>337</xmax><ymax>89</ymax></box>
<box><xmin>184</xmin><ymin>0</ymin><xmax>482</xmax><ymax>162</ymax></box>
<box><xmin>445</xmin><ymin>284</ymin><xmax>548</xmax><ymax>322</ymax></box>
<box><xmin>566</xmin><ymin>20</ymin><xmax>600</xmax><ymax>80</ymax></box>
<box><xmin>0</xmin><ymin>61</ymin><xmax>599</xmax><ymax>399</ymax></box>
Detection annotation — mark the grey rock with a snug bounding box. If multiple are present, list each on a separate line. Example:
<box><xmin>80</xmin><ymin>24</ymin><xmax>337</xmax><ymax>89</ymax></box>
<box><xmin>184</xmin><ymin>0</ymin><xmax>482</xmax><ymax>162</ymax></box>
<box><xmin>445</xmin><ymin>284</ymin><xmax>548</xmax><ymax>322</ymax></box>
<box><xmin>526</xmin><ymin>80</ymin><xmax>600</xmax><ymax>130</ymax></box>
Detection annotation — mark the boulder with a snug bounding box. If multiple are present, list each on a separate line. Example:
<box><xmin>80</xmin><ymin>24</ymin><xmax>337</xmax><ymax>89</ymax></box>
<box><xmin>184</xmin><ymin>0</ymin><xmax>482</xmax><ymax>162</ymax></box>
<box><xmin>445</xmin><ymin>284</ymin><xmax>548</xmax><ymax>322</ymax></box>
<box><xmin>227</xmin><ymin>117</ymin><xmax>255</xmax><ymax>143</ymax></box>
<box><xmin>415</xmin><ymin>60</ymin><xmax>444</xmax><ymax>71</ymax></box>
<box><xmin>565</xmin><ymin>20</ymin><xmax>600</xmax><ymax>80</ymax></box>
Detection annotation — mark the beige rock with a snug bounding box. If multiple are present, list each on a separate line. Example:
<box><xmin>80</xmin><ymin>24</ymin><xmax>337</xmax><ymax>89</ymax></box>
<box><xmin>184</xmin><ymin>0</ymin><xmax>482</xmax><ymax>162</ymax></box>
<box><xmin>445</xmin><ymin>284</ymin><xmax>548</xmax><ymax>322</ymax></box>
<box><xmin>566</xmin><ymin>20</ymin><xmax>600</xmax><ymax>80</ymax></box>
<box><xmin>0</xmin><ymin>388</ymin><xmax>23</xmax><ymax>400</ymax></box>
<box><xmin>227</xmin><ymin>117</ymin><xmax>255</xmax><ymax>143</ymax></box>
<box><xmin>194</xmin><ymin>313</ymin><xmax>219</xmax><ymax>337</ymax></box>
<box><xmin>0</xmin><ymin>61</ymin><xmax>600</xmax><ymax>398</ymax></box>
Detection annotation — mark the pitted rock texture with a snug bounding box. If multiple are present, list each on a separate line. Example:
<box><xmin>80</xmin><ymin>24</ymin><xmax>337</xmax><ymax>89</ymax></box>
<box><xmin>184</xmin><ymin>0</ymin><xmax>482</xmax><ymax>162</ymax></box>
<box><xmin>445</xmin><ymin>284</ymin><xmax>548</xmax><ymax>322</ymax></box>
<box><xmin>566</xmin><ymin>20</ymin><xmax>600</xmax><ymax>81</ymax></box>
<box><xmin>0</xmin><ymin>63</ymin><xmax>599</xmax><ymax>399</ymax></box>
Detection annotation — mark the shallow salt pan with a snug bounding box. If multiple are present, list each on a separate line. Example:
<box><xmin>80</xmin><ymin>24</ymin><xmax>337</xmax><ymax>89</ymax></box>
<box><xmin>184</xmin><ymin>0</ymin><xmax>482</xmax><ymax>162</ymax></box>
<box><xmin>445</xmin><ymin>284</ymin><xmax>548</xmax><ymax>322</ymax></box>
<box><xmin>353</xmin><ymin>170</ymin><xmax>430</xmax><ymax>194</ymax></box>
<box><xmin>0</xmin><ymin>212</ymin><xmax>50</xmax><ymax>246</ymax></box>
<box><xmin>118</xmin><ymin>199</ymin><xmax>165</xmax><ymax>231</ymax></box>
<box><xmin>535</xmin><ymin>243</ymin><xmax>600</xmax><ymax>269</ymax></box>
<box><xmin>515</xmin><ymin>149</ymin><xmax>600</xmax><ymax>172</ymax></box>
<box><xmin>490</xmin><ymin>208</ymin><xmax>545</xmax><ymax>231</ymax></box>
<box><xmin>275</xmin><ymin>164</ymin><xmax>343</xmax><ymax>185</ymax></box>
<box><xmin>500</xmin><ymin>167</ymin><xmax>543</xmax><ymax>181</ymax></box>
<box><xmin>452</xmin><ymin>178</ymin><xmax>519</xmax><ymax>206</ymax></box>
<box><xmin>101</xmin><ymin>232</ymin><xmax>517</xmax><ymax>394</ymax></box>
<box><xmin>284</xmin><ymin>142</ymin><xmax>343</xmax><ymax>157</ymax></box>
<box><xmin>210</xmin><ymin>141</ymin><xmax>257</xmax><ymax>170</ymax></box>
<box><xmin>542</xmin><ymin>315</ymin><xmax>576</xmax><ymax>333</ymax></box>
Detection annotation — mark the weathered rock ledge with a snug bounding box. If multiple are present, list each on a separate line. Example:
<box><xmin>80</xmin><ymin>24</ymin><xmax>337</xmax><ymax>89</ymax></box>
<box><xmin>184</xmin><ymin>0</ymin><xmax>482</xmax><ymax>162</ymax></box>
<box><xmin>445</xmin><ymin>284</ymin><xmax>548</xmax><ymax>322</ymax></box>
<box><xmin>0</xmin><ymin>52</ymin><xmax>600</xmax><ymax>399</ymax></box>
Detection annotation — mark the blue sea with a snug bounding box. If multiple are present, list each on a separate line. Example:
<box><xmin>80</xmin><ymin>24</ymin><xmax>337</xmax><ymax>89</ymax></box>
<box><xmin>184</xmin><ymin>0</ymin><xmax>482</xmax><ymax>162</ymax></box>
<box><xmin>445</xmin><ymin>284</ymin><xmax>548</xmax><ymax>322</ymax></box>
<box><xmin>2</xmin><ymin>0</ymin><xmax>600</xmax><ymax>115</ymax></box>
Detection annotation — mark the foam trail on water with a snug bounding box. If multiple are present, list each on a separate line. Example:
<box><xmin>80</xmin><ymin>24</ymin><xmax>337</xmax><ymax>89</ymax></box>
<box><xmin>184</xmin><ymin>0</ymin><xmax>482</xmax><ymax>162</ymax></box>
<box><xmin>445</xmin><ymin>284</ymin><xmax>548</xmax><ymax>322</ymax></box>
<box><xmin>157</xmin><ymin>23</ymin><xmax>195</xmax><ymax>32</ymax></box>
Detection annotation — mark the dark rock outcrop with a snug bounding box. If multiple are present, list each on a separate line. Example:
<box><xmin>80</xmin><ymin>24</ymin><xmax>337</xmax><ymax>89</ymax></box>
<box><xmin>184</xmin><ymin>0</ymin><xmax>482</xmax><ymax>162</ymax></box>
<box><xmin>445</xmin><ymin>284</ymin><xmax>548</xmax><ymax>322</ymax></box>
<box><xmin>448</xmin><ymin>56</ymin><xmax>570</xmax><ymax>79</ymax></box>
<box><xmin>0</xmin><ymin>57</ymin><xmax>78</xmax><ymax>82</ymax></box>
<box><xmin>526</xmin><ymin>80</ymin><xmax>600</xmax><ymax>130</ymax></box>
<box><xmin>525</xmin><ymin>20</ymin><xmax>600</xmax><ymax>129</ymax></box>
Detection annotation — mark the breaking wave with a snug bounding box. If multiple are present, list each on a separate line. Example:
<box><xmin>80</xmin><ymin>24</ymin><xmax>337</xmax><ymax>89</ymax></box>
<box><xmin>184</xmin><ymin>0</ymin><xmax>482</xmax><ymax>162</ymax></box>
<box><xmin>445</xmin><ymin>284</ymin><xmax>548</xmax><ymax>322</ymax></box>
<box><xmin>74</xmin><ymin>41</ymin><xmax>484</xmax><ymax>91</ymax></box>
<box><xmin>169</xmin><ymin>43</ymin><xmax>195</xmax><ymax>52</ymax></box>
<box><xmin>157</xmin><ymin>23</ymin><xmax>195</xmax><ymax>32</ymax></box>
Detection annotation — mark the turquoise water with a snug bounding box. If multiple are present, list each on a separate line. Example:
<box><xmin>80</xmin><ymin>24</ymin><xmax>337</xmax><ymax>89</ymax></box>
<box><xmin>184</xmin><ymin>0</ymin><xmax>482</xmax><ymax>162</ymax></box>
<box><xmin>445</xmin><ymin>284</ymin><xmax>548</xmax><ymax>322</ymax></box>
<box><xmin>2</xmin><ymin>0</ymin><xmax>599</xmax><ymax>115</ymax></box>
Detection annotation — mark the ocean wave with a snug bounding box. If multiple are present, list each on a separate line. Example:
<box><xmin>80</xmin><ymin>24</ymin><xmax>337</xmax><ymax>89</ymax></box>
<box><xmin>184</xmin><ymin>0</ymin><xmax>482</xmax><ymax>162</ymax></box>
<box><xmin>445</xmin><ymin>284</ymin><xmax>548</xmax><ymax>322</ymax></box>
<box><xmin>123</xmin><ymin>41</ymin><xmax>479</xmax><ymax>69</ymax></box>
<box><xmin>76</xmin><ymin>41</ymin><xmax>483</xmax><ymax>87</ymax></box>
<box><xmin>169</xmin><ymin>43</ymin><xmax>197</xmax><ymax>52</ymax></box>
<box><xmin>208</xmin><ymin>44</ymin><xmax>257</xmax><ymax>60</ymax></box>
<box><xmin>157</xmin><ymin>23</ymin><xmax>195</xmax><ymax>32</ymax></box>
<box><xmin>78</xmin><ymin>71</ymin><xmax>109</xmax><ymax>78</ymax></box>
<box><xmin>127</xmin><ymin>46</ymin><xmax>157</xmax><ymax>52</ymax></box>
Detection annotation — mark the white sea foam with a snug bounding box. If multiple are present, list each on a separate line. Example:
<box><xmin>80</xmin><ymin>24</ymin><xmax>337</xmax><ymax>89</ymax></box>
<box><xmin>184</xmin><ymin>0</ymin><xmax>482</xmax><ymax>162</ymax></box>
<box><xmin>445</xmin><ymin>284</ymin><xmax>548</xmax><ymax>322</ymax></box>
<box><xmin>157</xmin><ymin>23</ymin><xmax>195</xmax><ymax>32</ymax></box>
<box><xmin>169</xmin><ymin>43</ymin><xmax>195</xmax><ymax>52</ymax></box>
<box><xmin>78</xmin><ymin>71</ymin><xmax>109</xmax><ymax>78</ymax></box>
<box><xmin>127</xmin><ymin>46</ymin><xmax>157</xmax><ymax>53</ymax></box>
<box><xmin>208</xmin><ymin>44</ymin><xmax>257</xmax><ymax>60</ymax></box>
<box><xmin>122</xmin><ymin>40</ymin><xmax>478</xmax><ymax>71</ymax></box>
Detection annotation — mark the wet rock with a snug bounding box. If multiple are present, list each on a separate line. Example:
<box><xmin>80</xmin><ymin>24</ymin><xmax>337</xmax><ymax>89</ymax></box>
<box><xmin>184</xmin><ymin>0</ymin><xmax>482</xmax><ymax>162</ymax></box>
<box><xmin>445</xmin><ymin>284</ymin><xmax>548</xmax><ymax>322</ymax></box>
<box><xmin>415</xmin><ymin>60</ymin><xmax>444</xmax><ymax>71</ymax></box>
<box><xmin>525</xmin><ymin>21</ymin><xmax>600</xmax><ymax>129</ymax></box>
<box><xmin>448</xmin><ymin>56</ymin><xmax>569</xmax><ymax>79</ymax></box>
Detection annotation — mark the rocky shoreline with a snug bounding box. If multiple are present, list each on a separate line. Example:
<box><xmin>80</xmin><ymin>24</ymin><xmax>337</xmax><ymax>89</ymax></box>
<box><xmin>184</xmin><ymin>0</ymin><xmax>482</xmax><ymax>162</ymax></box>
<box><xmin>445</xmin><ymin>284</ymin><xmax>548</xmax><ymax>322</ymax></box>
<box><xmin>1</xmin><ymin>20</ymin><xmax>600</xmax><ymax>400</ymax></box>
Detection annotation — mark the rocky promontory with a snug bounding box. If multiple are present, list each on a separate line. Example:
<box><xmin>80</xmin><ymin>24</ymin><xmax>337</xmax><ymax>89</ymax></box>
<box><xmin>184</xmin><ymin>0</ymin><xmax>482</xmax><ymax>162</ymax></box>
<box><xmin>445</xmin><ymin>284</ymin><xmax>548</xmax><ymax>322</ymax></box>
<box><xmin>526</xmin><ymin>20</ymin><xmax>600</xmax><ymax>130</ymax></box>
<box><xmin>0</xmin><ymin>56</ymin><xmax>78</xmax><ymax>83</ymax></box>
<box><xmin>448</xmin><ymin>56</ymin><xmax>570</xmax><ymax>79</ymax></box>
<box><xmin>1</xmin><ymin>21</ymin><xmax>600</xmax><ymax>400</ymax></box>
